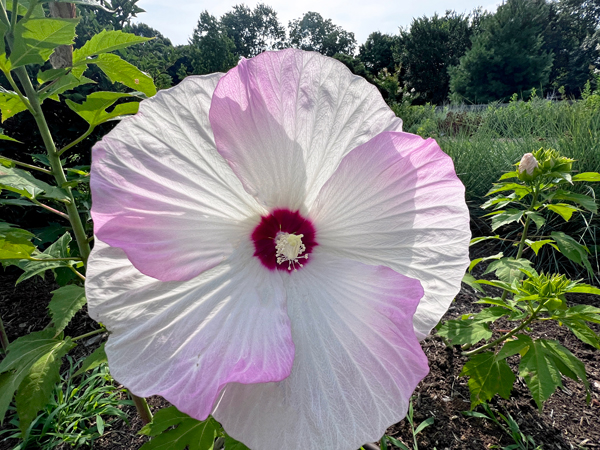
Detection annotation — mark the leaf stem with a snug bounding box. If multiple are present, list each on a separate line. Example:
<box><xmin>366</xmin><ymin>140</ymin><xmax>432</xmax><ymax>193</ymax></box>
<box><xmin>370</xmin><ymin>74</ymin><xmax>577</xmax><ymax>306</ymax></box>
<box><xmin>9</xmin><ymin>0</ymin><xmax>18</xmax><ymax>36</ymax></box>
<box><xmin>4</xmin><ymin>69</ymin><xmax>33</xmax><ymax>113</ymax></box>
<box><xmin>25</xmin><ymin>256</ymin><xmax>82</xmax><ymax>262</ymax></box>
<box><xmin>57</xmin><ymin>125</ymin><xmax>94</xmax><ymax>157</ymax></box>
<box><xmin>130</xmin><ymin>393</ymin><xmax>153</xmax><ymax>425</ymax></box>
<box><xmin>30</xmin><ymin>198</ymin><xmax>70</xmax><ymax>219</ymax></box>
<box><xmin>0</xmin><ymin>156</ymin><xmax>52</xmax><ymax>174</ymax></box>
<box><xmin>72</xmin><ymin>328</ymin><xmax>106</xmax><ymax>342</ymax></box>
<box><xmin>69</xmin><ymin>265</ymin><xmax>86</xmax><ymax>281</ymax></box>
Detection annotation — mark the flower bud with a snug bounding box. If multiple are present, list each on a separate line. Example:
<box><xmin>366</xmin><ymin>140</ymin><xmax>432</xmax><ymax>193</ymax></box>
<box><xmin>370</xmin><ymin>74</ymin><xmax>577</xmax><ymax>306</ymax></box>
<box><xmin>517</xmin><ymin>153</ymin><xmax>539</xmax><ymax>181</ymax></box>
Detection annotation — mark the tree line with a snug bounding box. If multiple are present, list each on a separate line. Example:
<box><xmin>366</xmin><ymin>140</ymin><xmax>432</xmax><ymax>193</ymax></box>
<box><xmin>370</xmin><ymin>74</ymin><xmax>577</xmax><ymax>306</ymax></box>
<box><xmin>50</xmin><ymin>0</ymin><xmax>600</xmax><ymax>105</ymax></box>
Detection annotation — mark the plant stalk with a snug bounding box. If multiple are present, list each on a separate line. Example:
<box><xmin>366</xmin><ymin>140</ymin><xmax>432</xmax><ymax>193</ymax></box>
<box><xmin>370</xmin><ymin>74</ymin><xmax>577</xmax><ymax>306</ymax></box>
<box><xmin>0</xmin><ymin>314</ymin><xmax>9</xmax><ymax>352</ymax></box>
<box><xmin>72</xmin><ymin>328</ymin><xmax>106</xmax><ymax>342</ymax></box>
<box><xmin>131</xmin><ymin>393</ymin><xmax>153</xmax><ymax>425</ymax></box>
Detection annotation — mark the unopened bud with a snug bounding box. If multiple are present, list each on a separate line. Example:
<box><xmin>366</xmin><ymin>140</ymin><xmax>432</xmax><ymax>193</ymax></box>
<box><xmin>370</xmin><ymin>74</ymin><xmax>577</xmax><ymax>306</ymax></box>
<box><xmin>518</xmin><ymin>153</ymin><xmax>538</xmax><ymax>175</ymax></box>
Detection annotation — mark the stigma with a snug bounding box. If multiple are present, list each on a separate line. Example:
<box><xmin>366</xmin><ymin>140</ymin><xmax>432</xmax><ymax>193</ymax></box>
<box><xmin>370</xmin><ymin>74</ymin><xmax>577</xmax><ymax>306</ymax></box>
<box><xmin>275</xmin><ymin>232</ymin><xmax>308</xmax><ymax>271</ymax></box>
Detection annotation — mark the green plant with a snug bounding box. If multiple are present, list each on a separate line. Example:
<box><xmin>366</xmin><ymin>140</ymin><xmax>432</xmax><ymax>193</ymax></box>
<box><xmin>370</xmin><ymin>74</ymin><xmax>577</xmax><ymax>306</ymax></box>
<box><xmin>463</xmin><ymin>403</ymin><xmax>542</xmax><ymax>450</ymax></box>
<box><xmin>0</xmin><ymin>357</ymin><xmax>131</xmax><ymax>449</ymax></box>
<box><xmin>378</xmin><ymin>399</ymin><xmax>434</xmax><ymax>450</ymax></box>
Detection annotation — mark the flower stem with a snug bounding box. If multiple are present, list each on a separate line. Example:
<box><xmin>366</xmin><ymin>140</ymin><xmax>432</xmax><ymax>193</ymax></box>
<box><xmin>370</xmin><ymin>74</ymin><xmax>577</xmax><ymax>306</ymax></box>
<box><xmin>13</xmin><ymin>66</ymin><xmax>91</xmax><ymax>264</ymax></box>
<box><xmin>131</xmin><ymin>394</ymin><xmax>153</xmax><ymax>425</ymax></box>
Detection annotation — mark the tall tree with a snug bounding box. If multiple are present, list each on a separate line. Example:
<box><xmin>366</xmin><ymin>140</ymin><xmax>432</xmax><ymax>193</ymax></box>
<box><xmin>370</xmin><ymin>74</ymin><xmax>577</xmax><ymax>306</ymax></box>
<box><xmin>358</xmin><ymin>32</ymin><xmax>398</xmax><ymax>76</ymax></box>
<box><xmin>221</xmin><ymin>4</ymin><xmax>286</xmax><ymax>57</ymax></box>
<box><xmin>449</xmin><ymin>0</ymin><xmax>553</xmax><ymax>103</ymax></box>
<box><xmin>288</xmin><ymin>12</ymin><xmax>356</xmax><ymax>56</ymax></box>
<box><xmin>189</xmin><ymin>11</ymin><xmax>238</xmax><ymax>75</ymax></box>
<box><xmin>398</xmin><ymin>11</ymin><xmax>472</xmax><ymax>104</ymax></box>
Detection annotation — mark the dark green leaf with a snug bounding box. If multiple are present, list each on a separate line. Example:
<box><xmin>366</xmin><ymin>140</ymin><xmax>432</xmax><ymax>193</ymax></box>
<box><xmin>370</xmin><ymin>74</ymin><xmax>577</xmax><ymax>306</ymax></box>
<box><xmin>0</xmin><ymin>165</ymin><xmax>70</xmax><ymax>201</ymax></box>
<box><xmin>224</xmin><ymin>434</ymin><xmax>251</xmax><ymax>450</ymax></box>
<box><xmin>496</xmin><ymin>336</ymin><xmax>530</xmax><ymax>359</ymax></box>
<box><xmin>17</xmin><ymin>232</ymin><xmax>73</xmax><ymax>284</ymax></box>
<box><xmin>39</xmin><ymin>74</ymin><xmax>95</xmax><ymax>102</ymax></box>
<box><xmin>73</xmin><ymin>343</ymin><xmax>107</xmax><ymax>377</ymax></box>
<box><xmin>551</xmin><ymin>231</ymin><xmax>593</xmax><ymax>275</ymax></box>
<box><xmin>572</xmin><ymin>172</ymin><xmax>600</xmax><ymax>182</ymax></box>
<box><xmin>92</xmin><ymin>53</ymin><xmax>156</xmax><ymax>96</ymax></box>
<box><xmin>10</xmin><ymin>18</ymin><xmax>79</xmax><ymax>68</ymax></box>
<box><xmin>48</xmin><ymin>285</ymin><xmax>87</xmax><ymax>334</ymax></box>
<box><xmin>553</xmin><ymin>191</ymin><xmax>597</xmax><ymax>213</ymax></box>
<box><xmin>471</xmin><ymin>307</ymin><xmax>511</xmax><ymax>323</ymax></box>
<box><xmin>562</xmin><ymin>319</ymin><xmax>600</xmax><ymax>349</ymax></box>
<box><xmin>436</xmin><ymin>319</ymin><xmax>492</xmax><ymax>345</ymax></box>
<box><xmin>462</xmin><ymin>273</ymin><xmax>486</xmax><ymax>293</ymax></box>
<box><xmin>73</xmin><ymin>30</ymin><xmax>151</xmax><ymax>64</ymax></box>
<box><xmin>526</xmin><ymin>212</ymin><xmax>545</xmax><ymax>230</ymax></box>
<box><xmin>460</xmin><ymin>352</ymin><xmax>515</xmax><ymax>408</ymax></box>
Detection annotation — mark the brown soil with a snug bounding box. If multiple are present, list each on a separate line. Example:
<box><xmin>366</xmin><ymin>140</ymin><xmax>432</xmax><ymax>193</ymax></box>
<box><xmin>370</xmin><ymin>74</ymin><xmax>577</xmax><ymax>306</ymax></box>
<box><xmin>0</xmin><ymin>259</ymin><xmax>599</xmax><ymax>450</ymax></box>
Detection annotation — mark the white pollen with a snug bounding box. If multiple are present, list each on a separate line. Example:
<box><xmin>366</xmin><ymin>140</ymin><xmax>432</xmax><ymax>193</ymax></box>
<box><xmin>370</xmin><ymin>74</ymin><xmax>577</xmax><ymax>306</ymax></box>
<box><xmin>275</xmin><ymin>232</ymin><xmax>308</xmax><ymax>271</ymax></box>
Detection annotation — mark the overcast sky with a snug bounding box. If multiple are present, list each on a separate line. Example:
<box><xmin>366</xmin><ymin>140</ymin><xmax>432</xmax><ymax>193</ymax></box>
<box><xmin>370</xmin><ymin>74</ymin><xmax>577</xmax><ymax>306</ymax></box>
<box><xmin>134</xmin><ymin>0</ymin><xmax>502</xmax><ymax>47</ymax></box>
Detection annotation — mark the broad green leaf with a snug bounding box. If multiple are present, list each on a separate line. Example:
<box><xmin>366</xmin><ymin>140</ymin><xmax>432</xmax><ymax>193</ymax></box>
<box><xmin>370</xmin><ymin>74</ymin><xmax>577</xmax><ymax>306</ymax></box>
<box><xmin>39</xmin><ymin>74</ymin><xmax>95</xmax><ymax>102</ymax></box>
<box><xmin>499</xmin><ymin>171</ymin><xmax>518</xmax><ymax>180</ymax></box>
<box><xmin>48</xmin><ymin>285</ymin><xmax>87</xmax><ymax>334</ymax></box>
<box><xmin>475</xmin><ymin>297</ymin><xmax>518</xmax><ymax>312</ymax></box>
<box><xmin>547</xmin><ymin>203</ymin><xmax>578</xmax><ymax>221</ymax></box>
<box><xmin>462</xmin><ymin>272</ymin><xmax>485</xmax><ymax>293</ymax></box>
<box><xmin>539</xmin><ymin>339</ymin><xmax>589</xmax><ymax>400</ymax></box>
<box><xmin>436</xmin><ymin>319</ymin><xmax>492</xmax><ymax>345</ymax></box>
<box><xmin>73</xmin><ymin>343</ymin><xmax>107</xmax><ymax>377</ymax></box>
<box><xmin>525</xmin><ymin>239</ymin><xmax>554</xmax><ymax>256</ymax></box>
<box><xmin>15</xmin><ymin>337</ymin><xmax>75</xmax><ymax>433</ymax></box>
<box><xmin>460</xmin><ymin>352</ymin><xmax>515</xmax><ymax>408</ymax></box>
<box><xmin>10</xmin><ymin>18</ymin><xmax>79</xmax><ymax>68</ymax></box>
<box><xmin>0</xmin><ymin>88</ymin><xmax>28</xmax><ymax>122</ymax></box>
<box><xmin>66</xmin><ymin>91</ymin><xmax>139</xmax><ymax>127</ymax></box>
<box><xmin>484</xmin><ymin>257</ymin><xmax>532</xmax><ymax>283</ymax></box>
<box><xmin>6</xmin><ymin>0</ymin><xmax>46</xmax><ymax>17</ymax></box>
<box><xmin>572</xmin><ymin>172</ymin><xmax>600</xmax><ymax>182</ymax></box>
<box><xmin>468</xmin><ymin>252</ymin><xmax>503</xmax><ymax>272</ymax></box>
<box><xmin>481</xmin><ymin>196</ymin><xmax>514</xmax><ymax>210</ymax></box>
<box><xmin>0</xmin><ymin>329</ymin><xmax>58</xmax><ymax>423</ymax></box>
<box><xmin>139</xmin><ymin>406</ymin><xmax>219</xmax><ymax>450</ymax></box>
<box><xmin>486</xmin><ymin>182</ymin><xmax>531</xmax><ymax>199</ymax></box>
<box><xmin>92</xmin><ymin>53</ymin><xmax>156</xmax><ymax>96</ymax></box>
<box><xmin>73</xmin><ymin>30</ymin><xmax>151</xmax><ymax>64</ymax></box>
<box><xmin>471</xmin><ymin>306</ymin><xmax>511</xmax><ymax>323</ymax></box>
<box><xmin>223</xmin><ymin>435</ymin><xmax>251</xmax><ymax>450</ymax></box>
<box><xmin>0</xmin><ymin>223</ymin><xmax>35</xmax><ymax>260</ymax></box>
<box><xmin>553</xmin><ymin>191</ymin><xmax>597</xmax><ymax>213</ymax></box>
<box><xmin>490</xmin><ymin>209</ymin><xmax>524</xmax><ymax>231</ymax></box>
<box><xmin>496</xmin><ymin>336</ymin><xmax>531</xmax><ymax>359</ymax></box>
<box><xmin>17</xmin><ymin>232</ymin><xmax>73</xmax><ymax>284</ymax></box>
<box><xmin>551</xmin><ymin>231</ymin><xmax>593</xmax><ymax>275</ymax></box>
<box><xmin>567</xmin><ymin>284</ymin><xmax>600</xmax><ymax>295</ymax></box>
<box><xmin>0</xmin><ymin>165</ymin><xmax>70</xmax><ymax>201</ymax></box>
<box><xmin>475</xmin><ymin>279</ymin><xmax>518</xmax><ymax>293</ymax></box>
<box><xmin>562</xmin><ymin>319</ymin><xmax>600</xmax><ymax>349</ymax></box>
<box><xmin>469</xmin><ymin>235</ymin><xmax>501</xmax><ymax>246</ymax></box>
<box><xmin>37</xmin><ymin>68</ymin><xmax>68</xmax><ymax>84</ymax></box>
<box><xmin>526</xmin><ymin>212</ymin><xmax>545</xmax><ymax>230</ymax></box>
<box><xmin>0</xmin><ymin>133</ymin><xmax>21</xmax><ymax>142</ymax></box>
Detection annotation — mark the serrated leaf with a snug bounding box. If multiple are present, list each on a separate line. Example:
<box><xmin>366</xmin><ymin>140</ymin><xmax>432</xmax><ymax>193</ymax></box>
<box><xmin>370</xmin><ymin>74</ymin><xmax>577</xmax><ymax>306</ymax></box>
<box><xmin>48</xmin><ymin>285</ymin><xmax>86</xmax><ymax>334</ymax></box>
<box><xmin>567</xmin><ymin>284</ymin><xmax>600</xmax><ymax>296</ymax></box>
<box><xmin>539</xmin><ymin>339</ymin><xmax>589</xmax><ymax>399</ymax></box>
<box><xmin>39</xmin><ymin>73</ymin><xmax>95</xmax><ymax>102</ymax></box>
<box><xmin>15</xmin><ymin>337</ymin><xmax>75</xmax><ymax>433</ymax></box>
<box><xmin>17</xmin><ymin>232</ymin><xmax>73</xmax><ymax>284</ymax></box>
<box><xmin>526</xmin><ymin>212</ymin><xmax>545</xmax><ymax>230</ymax></box>
<box><xmin>572</xmin><ymin>172</ymin><xmax>600</xmax><ymax>182</ymax></box>
<box><xmin>73</xmin><ymin>30</ymin><xmax>151</xmax><ymax>64</ymax></box>
<box><xmin>553</xmin><ymin>191</ymin><xmax>597</xmax><ymax>213</ymax></box>
<box><xmin>460</xmin><ymin>352</ymin><xmax>515</xmax><ymax>408</ymax></box>
<box><xmin>92</xmin><ymin>53</ymin><xmax>156</xmax><ymax>96</ymax></box>
<box><xmin>436</xmin><ymin>319</ymin><xmax>492</xmax><ymax>345</ymax></box>
<box><xmin>562</xmin><ymin>319</ymin><xmax>600</xmax><ymax>349</ymax></box>
<box><xmin>547</xmin><ymin>203</ymin><xmax>578</xmax><ymax>221</ymax></box>
<box><xmin>0</xmin><ymin>89</ymin><xmax>28</xmax><ymax>122</ymax></box>
<box><xmin>66</xmin><ymin>91</ymin><xmax>139</xmax><ymax>127</ymax></box>
<box><xmin>551</xmin><ymin>231</ymin><xmax>593</xmax><ymax>275</ymax></box>
<box><xmin>10</xmin><ymin>18</ymin><xmax>79</xmax><ymax>68</ymax></box>
<box><xmin>73</xmin><ymin>343</ymin><xmax>107</xmax><ymax>377</ymax></box>
<box><xmin>462</xmin><ymin>272</ymin><xmax>486</xmax><ymax>293</ymax></box>
<box><xmin>491</xmin><ymin>209</ymin><xmax>524</xmax><ymax>231</ymax></box>
<box><xmin>0</xmin><ymin>329</ymin><xmax>60</xmax><ymax>423</ymax></box>
<box><xmin>471</xmin><ymin>306</ymin><xmax>511</xmax><ymax>323</ymax></box>
<box><xmin>484</xmin><ymin>257</ymin><xmax>532</xmax><ymax>283</ymax></box>
<box><xmin>525</xmin><ymin>239</ymin><xmax>554</xmax><ymax>256</ymax></box>
<box><xmin>0</xmin><ymin>165</ymin><xmax>70</xmax><ymax>201</ymax></box>
<box><xmin>138</xmin><ymin>407</ymin><xmax>219</xmax><ymax>450</ymax></box>
<box><xmin>486</xmin><ymin>183</ymin><xmax>531</xmax><ymax>199</ymax></box>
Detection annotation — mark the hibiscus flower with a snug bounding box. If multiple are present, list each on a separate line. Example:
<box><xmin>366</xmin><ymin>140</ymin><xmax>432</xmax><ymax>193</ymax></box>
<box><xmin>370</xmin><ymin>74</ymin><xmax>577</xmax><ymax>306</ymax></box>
<box><xmin>86</xmin><ymin>49</ymin><xmax>470</xmax><ymax>450</ymax></box>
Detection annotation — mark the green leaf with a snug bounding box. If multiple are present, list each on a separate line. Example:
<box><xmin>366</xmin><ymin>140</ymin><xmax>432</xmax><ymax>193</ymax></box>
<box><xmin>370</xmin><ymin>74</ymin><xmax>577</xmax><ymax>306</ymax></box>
<box><xmin>0</xmin><ymin>329</ymin><xmax>62</xmax><ymax>423</ymax></box>
<box><xmin>471</xmin><ymin>307</ymin><xmax>511</xmax><ymax>323</ymax></box>
<box><xmin>484</xmin><ymin>257</ymin><xmax>532</xmax><ymax>283</ymax></box>
<box><xmin>552</xmin><ymin>191</ymin><xmax>597</xmax><ymax>213</ymax></box>
<box><xmin>460</xmin><ymin>352</ymin><xmax>515</xmax><ymax>408</ymax></box>
<box><xmin>223</xmin><ymin>434</ymin><xmax>251</xmax><ymax>450</ymax></box>
<box><xmin>468</xmin><ymin>252</ymin><xmax>503</xmax><ymax>272</ymax></box>
<box><xmin>497</xmin><ymin>336</ymin><xmax>531</xmax><ymax>359</ymax></box>
<box><xmin>6</xmin><ymin>0</ymin><xmax>46</xmax><ymax>17</ymax></box>
<box><xmin>138</xmin><ymin>406</ymin><xmax>219</xmax><ymax>450</ymax></box>
<box><xmin>73</xmin><ymin>30</ymin><xmax>152</xmax><ymax>64</ymax></box>
<box><xmin>0</xmin><ymin>133</ymin><xmax>21</xmax><ymax>142</ymax></box>
<box><xmin>0</xmin><ymin>223</ymin><xmax>35</xmax><ymax>260</ymax></box>
<box><xmin>48</xmin><ymin>285</ymin><xmax>87</xmax><ymax>334</ymax></box>
<box><xmin>0</xmin><ymin>88</ymin><xmax>28</xmax><ymax>122</ymax></box>
<box><xmin>39</xmin><ymin>73</ymin><xmax>95</xmax><ymax>102</ymax></box>
<box><xmin>490</xmin><ymin>209</ymin><xmax>524</xmax><ymax>231</ymax></box>
<box><xmin>92</xmin><ymin>53</ymin><xmax>156</xmax><ymax>96</ymax></box>
<box><xmin>15</xmin><ymin>337</ymin><xmax>75</xmax><ymax>433</ymax></box>
<box><xmin>10</xmin><ymin>18</ymin><xmax>79</xmax><ymax>68</ymax></box>
<box><xmin>551</xmin><ymin>231</ymin><xmax>593</xmax><ymax>275</ymax></box>
<box><xmin>525</xmin><ymin>239</ymin><xmax>555</xmax><ymax>256</ymax></box>
<box><xmin>475</xmin><ymin>297</ymin><xmax>518</xmax><ymax>312</ymax></box>
<box><xmin>16</xmin><ymin>232</ymin><xmax>73</xmax><ymax>284</ymax></box>
<box><xmin>499</xmin><ymin>171</ymin><xmax>518</xmax><ymax>180</ymax></box>
<box><xmin>436</xmin><ymin>319</ymin><xmax>492</xmax><ymax>346</ymax></box>
<box><xmin>96</xmin><ymin>414</ymin><xmax>105</xmax><ymax>435</ymax></box>
<box><xmin>73</xmin><ymin>343</ymin><xmax>107</xmax><ymax>377</ymax></box>
<box><xmin>547</xmin><ymin>203</ymin><xmax>578</xmax><ymax>221</ymax></box>
<box><xmin>567</xmin><ymin>284</ymin><xmax>600</xmax><ymax>295</ymax></box>
<box><xmin>486</xmin><ymin>182</ymin><xmax>531</xmax><ymax>199</ymax></box>
<box><xmin>539</xmin><ymin>339</ymin><xmax>589</xmax><ymax>400</ymax></box>
<box><xmin>526</xmin><ymin>212</ymin><xmax>545</xmax><ymax>230</ymax></box>
<box><xmin>462</xmin><ymin>272</ymin><xmax>486</xmax><ymax>293</ymax></box>
<box><xmin>0</xmin><ymin>165</ymin><xmax>70</xmax><ymax>201</ymax></box>
<box><xmin>469</xmin><ymin>235</ymin><xmax>501</xmax><ymax>246</ymax></box>
<box><xmin>562</xmin><ymin>319</ymin><xmax>600</xmax><ymax>349</ymax></box>
<box><xmin>572</xmin><ymin>172</ymin><xmax>600</xmax><ymax>182</ymax></box>
<box><xmin>66</xmin><ymin>91</ymin><xmax>139</xmax><ymax>127</ymax></box>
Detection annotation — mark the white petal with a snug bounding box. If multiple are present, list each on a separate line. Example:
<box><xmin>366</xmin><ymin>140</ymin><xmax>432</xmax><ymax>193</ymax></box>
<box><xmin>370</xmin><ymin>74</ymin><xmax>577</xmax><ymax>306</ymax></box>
<box><xmin>86</xmin><ymin>240</ymin><xmax>294</xmax><ymax>420</ymax></box>
<box><xmin>209</xmin><ymin>49</ymin><xmax>403</xmax><ymax>212</ymax></box>
<box><xmin>91</xmin><ymin>74</ymin><xmax>264</xmax><ymax>282</ymax></box>
<box><xmin>310</xmin><ymin>132</ymin><xmax>471</xmax><ymax>339</ymax></box>
<box><xmin>213</xmin><ymin>250</ymin><xmax>428</xmax><ymax>450</ymax></box>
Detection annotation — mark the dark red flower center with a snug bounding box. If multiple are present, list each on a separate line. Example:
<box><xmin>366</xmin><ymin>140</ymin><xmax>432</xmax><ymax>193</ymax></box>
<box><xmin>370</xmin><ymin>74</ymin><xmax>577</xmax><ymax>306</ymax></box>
<box><xmin>251</xmin><ymin>209</ymin><xmax>317</xmax><ymax>271</ymax></box>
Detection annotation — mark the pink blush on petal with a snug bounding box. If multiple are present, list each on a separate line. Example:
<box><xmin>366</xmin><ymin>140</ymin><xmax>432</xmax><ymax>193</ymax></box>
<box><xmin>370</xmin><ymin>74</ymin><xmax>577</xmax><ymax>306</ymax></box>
<box><xmin>251</xmin><ymin>209</ymin><xmax>317</xmax><ymax>271</ymax></box>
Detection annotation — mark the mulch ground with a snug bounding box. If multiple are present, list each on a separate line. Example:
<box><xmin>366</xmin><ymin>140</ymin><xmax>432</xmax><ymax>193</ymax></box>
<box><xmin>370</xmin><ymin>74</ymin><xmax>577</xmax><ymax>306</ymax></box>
<box><xmin>0</xmin><ymin>252</ymin><xmax>599</xmax><ymax>450</ymax></box>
